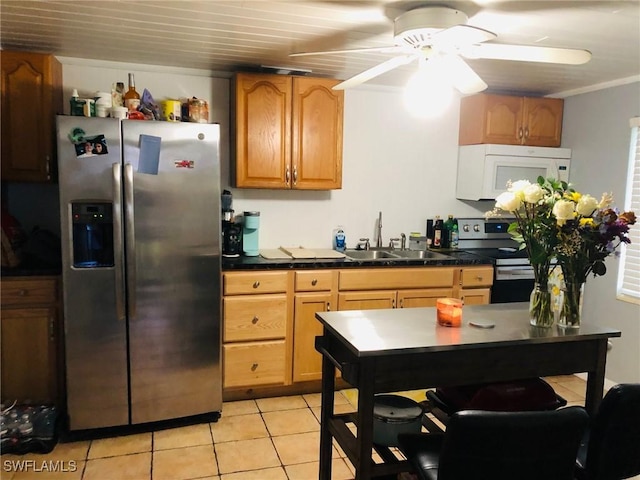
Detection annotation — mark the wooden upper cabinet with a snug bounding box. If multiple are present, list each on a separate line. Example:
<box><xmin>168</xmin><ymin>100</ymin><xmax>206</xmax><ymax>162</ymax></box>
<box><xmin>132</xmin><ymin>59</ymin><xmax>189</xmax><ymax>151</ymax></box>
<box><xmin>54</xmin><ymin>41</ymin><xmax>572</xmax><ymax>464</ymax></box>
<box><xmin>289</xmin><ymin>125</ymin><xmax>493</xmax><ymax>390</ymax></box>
<box><xmin>1</xmin><ymin>51</ymin><xmax>63</xmax><ymax>182</ymax></box>
<box><xmin>291</xmin><ymin>77</ymin><xmax>343</xmax><ymax>190</ymax></box>
<box><xmin>459</xmin><ymin>93</ymin><xmax>563</xmax><ymax>147</ymax></box>
<box><xmin>231</xmin><ymin>73</ymin><xmax>343</xmax><ymax>190</ymax></box>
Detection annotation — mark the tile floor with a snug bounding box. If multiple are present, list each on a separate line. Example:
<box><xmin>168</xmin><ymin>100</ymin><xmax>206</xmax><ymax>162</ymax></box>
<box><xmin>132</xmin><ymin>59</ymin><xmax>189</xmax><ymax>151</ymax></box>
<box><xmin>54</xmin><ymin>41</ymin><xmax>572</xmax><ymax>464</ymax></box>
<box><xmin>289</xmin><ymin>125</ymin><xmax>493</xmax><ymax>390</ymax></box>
<box><xmin>0</xmin><ymin>375</ymin><xmax>602</xmax><ymax>480</ymax></box>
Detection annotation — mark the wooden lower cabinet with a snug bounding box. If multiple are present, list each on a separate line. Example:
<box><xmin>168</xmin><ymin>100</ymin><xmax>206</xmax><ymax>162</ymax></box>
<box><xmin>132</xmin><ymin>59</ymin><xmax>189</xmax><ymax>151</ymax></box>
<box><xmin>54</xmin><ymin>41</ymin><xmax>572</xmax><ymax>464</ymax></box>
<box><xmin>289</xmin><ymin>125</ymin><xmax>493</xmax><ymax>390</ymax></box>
<box><xmin>292</xmin><ymin>291</ymin><xmax>336</xmax><ymax>382</ymax></box>
<box><xmin>338</xmin><ymin>290</ymin><xmax>396</xmax><ymax>310</ymax></box>
<box><xmin>223</xmin><ymin>340</ymin><xmax>286</xmax><ymax>388</ymax></box>
<box><xmin>0</xmin><ymin>277</ymin><xmax>60</xmax><ymax>405</ymax></box>
<box><xmin>398</xmin><ymin>288</ymin><xmax>456</xmax><ymax>308</ymax></box>
<box><xmin>223</xmin><ymin>265</ymin><xmax>493</xmax><ymax>394</ymax></box>
<box><xmin>456</xmin><ymin>266</ymin><xmax>494</xmax><ymax>305</ymax></box>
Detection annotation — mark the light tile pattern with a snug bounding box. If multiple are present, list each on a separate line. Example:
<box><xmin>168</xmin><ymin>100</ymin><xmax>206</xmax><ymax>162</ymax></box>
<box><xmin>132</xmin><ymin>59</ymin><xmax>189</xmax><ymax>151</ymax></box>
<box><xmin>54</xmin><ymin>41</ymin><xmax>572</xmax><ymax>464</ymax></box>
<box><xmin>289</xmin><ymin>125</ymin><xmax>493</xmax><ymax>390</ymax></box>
<box><xmin>4</xmin><ymin>376</ymin><xmax>629</xmax><ymax>480</ymax></box>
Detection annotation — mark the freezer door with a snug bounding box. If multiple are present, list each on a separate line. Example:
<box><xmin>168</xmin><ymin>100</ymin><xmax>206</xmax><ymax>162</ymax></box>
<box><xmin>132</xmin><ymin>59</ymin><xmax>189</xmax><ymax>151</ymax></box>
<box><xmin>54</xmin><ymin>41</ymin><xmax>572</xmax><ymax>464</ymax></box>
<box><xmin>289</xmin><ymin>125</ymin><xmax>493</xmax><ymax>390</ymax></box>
<box><xmin>122</xmin><ymin>121</ymin><xmax>222</xmax><ymax>424</ymax></box>
<box><xmin>56</xmin><ymin>116</ymin><xmax>129</xmax><ymax>430</ymax></box>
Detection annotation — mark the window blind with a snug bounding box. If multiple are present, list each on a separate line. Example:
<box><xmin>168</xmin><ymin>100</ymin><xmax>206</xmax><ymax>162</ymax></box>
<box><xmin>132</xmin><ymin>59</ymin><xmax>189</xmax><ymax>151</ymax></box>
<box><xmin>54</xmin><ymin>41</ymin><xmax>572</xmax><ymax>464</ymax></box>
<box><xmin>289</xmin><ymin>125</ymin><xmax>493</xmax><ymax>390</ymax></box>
<box><xmin>617</xmin><ymin>117</ymin><xmax>640</xmax><ymax>302</ymax></box>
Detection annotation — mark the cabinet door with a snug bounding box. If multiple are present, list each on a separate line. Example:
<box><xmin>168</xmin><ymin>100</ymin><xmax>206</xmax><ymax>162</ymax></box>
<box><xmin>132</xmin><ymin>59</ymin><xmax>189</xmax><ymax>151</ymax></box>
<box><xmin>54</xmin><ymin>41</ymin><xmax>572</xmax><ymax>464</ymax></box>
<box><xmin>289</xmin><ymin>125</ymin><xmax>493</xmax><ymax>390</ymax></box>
<box><xmin>522</xmin><ymin>97</ymin><xmax>563</xmax><ymax>147</ymax></box>
<box><xmin>291</xmin><ymin>77</ymin><xmax>343</xmax><ymax>190</ymax></box>
<box><xmin>398</xmin><ymin>288</ymin><xmax>455</xmax><ymax>308</ymax></box>
<box><xmin>482</xmin><ymin>94</ymin><xmax>523</xmax><ymax>145</ymax></box>
<box><xmin>1</xmin><ymin>307</ymin><xmax>57</xmax><ymax>403</ymax></box>
<box><xmin>460</xmin><ymin>288</ymin><xmax>491</xmax><ymax>305</ymax></box>
<box><xmin>1</xmin><ymin>51</ymin><xmax>62</xmax><ymax>182</ymax></box>
<box><xmin>459</xmin><ymin>94</ymin><xmax>523</xmax><ymax>145</ymax></box>
<box><xmin>338</xmin><ymin>290</ymin><xmax>396</xmax><ymax>310</ymax></box>
<box><xmin>293</xmin><ymin>292</ymin><xmax>336</xmax><ymax>382</ymax></box>
<box><xmin>233</xmin><ymin>73</ymin><xmax>291</xmax><ymax>188</ymax></box>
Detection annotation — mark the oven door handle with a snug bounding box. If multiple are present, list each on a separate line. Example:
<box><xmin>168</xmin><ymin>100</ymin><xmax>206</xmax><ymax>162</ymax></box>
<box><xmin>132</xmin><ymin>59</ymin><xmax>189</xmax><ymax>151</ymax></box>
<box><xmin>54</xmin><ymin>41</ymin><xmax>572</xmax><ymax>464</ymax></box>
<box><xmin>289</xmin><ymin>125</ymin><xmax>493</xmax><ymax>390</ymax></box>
<box><xmin>495</xmin><ymin>266</ymin><xmax>535</xmax><ymax>281</ymax></box>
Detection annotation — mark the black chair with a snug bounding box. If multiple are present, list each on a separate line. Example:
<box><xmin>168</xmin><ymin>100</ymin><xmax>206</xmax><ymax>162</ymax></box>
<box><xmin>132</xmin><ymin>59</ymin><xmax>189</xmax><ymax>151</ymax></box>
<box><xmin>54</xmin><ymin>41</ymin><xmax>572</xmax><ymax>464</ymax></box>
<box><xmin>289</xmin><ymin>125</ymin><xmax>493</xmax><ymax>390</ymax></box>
<box><xmin>575</xmin><ymin>383</ymin><xmax>640</xmax><ymax>480</ymax></box>
<box><xmin>398</xmin><ymin>406</ymin><xmax>589</xmax><ymax>480</ymax></box>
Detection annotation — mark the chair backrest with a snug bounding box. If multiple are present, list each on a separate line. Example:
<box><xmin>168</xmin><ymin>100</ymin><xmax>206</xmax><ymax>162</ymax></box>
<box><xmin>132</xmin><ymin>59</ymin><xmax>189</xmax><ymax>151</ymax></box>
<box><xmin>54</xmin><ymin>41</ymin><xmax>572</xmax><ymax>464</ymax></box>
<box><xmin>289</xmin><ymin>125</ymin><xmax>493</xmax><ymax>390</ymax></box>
<box><xmin>437</xmin><ymin>406</ymin><xmax>589</xmax><ymax>480</ymax></box>
<box><xmin>583</xmin><ymin>383</ymin><xmax>640</xmax><ymax>480</ymax></box>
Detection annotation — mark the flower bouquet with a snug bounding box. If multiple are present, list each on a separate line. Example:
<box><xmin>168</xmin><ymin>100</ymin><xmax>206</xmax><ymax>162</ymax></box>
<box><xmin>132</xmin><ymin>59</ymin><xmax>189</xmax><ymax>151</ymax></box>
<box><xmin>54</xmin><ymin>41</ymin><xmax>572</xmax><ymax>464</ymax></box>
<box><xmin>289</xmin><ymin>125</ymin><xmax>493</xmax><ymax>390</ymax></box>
<box><xmin>489</xmin><ymin>179</ymin><xmax>559</xmax><ymax>327</ymax></box>
<box><xmin>550</xmin><ymin>184</ymin><xmax>636</xmax><ymax>327</ymax></box>
<box><xmin>490</xmin><ymin>177</ymin><xmax>636</xmax><ymax>328</ymax></box>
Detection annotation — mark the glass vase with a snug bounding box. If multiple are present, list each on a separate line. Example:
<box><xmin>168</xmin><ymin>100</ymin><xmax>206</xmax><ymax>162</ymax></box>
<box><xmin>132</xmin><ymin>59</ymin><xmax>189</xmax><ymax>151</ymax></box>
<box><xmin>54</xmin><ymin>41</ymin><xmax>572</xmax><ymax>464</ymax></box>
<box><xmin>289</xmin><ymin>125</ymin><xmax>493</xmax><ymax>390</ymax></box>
<box><xmin>529</xmin><ymin>282</ymin><xmax>554</xmax><ymax>328</ymax></box>
<box><xmin>559</xmin><ymin>281</ymin><xmax>584</xmax><ymax>329</ymax></box>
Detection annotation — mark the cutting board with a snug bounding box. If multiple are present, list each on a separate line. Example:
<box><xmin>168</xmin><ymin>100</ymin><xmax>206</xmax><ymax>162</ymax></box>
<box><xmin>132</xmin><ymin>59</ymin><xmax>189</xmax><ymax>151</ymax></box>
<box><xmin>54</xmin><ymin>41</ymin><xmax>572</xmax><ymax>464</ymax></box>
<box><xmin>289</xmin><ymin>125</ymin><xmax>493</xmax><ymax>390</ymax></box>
<box><xmin>280</xmin><ymin>247</ymin><xmax>346</xmax><ymax>259</ymax></box>
<box><xmin>259</xmin><ymin>249</ymin><xmax>292</xmax><ymax>259</ymax></box>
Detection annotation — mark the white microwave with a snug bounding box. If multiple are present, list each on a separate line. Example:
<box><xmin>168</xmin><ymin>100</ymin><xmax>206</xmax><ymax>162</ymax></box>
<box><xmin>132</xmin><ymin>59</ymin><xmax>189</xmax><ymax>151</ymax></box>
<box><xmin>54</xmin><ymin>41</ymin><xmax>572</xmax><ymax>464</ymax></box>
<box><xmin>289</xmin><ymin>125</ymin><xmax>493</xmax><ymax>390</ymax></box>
<box><xmin>455</xmin><ymin>144</ymin><xmax>571</xmax><ymax>201</ymax></box>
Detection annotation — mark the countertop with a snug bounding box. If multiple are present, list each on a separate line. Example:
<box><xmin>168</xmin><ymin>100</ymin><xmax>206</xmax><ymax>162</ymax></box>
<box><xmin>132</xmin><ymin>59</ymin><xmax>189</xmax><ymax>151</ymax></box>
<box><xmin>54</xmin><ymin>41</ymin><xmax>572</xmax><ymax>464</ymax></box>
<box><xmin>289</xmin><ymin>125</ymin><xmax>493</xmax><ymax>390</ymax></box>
<box><xmin>221</xmin><ymin>249</ymin><xmax>492</xmax><ymax>270</ymax></box>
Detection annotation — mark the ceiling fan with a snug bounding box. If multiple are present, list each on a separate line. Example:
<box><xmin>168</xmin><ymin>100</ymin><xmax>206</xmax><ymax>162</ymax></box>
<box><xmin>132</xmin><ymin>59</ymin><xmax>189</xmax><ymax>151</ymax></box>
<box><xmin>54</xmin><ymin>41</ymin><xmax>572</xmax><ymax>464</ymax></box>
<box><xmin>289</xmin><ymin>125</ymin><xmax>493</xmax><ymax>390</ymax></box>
<box><xmin>289</xmin><ymin>6</ymin><xmax>592</xmax><ymax>94</ymax></box>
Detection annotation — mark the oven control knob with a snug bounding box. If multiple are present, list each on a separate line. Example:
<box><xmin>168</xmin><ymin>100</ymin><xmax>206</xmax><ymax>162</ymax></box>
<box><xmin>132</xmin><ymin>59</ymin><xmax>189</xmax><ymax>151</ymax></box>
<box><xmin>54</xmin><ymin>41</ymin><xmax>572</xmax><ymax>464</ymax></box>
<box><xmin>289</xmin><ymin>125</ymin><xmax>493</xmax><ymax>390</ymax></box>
<box><xmin>474</xmin><ymin>224</ymin><xmax>480</xmax><ymax>232</ymax></box>
<box><xmin>462</xmin><ymin>224</ymin><xmax>470</xmax><ymax>232</ymax></box>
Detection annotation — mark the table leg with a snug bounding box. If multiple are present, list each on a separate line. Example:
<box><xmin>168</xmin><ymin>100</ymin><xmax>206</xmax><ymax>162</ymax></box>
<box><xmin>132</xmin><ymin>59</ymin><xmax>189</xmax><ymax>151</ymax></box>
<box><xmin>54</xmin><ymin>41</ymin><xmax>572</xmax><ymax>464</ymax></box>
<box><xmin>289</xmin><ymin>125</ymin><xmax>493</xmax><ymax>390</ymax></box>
<box><xmin>584</xmin><ymin>339</ymin><xmax>608</xmax><ymax>416</ymax></box>
<box><xmin>355</xmin><ymin>358</ymin><xmax>375</xmax><ymax>480</ymax></box>
<box><xmin>319</xmin><ymin>344</ymin><xmax>336</xmax><ymax>480</ymax></box>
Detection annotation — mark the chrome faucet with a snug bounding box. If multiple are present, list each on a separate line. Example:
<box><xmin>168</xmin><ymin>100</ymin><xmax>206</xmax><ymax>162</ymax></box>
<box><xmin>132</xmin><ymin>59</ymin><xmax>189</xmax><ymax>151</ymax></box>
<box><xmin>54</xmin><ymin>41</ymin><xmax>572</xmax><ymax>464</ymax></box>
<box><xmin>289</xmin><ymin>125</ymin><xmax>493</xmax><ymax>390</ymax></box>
<box><xmin>389</xmin><ymin>238</ymin><xmax>400</xmax><ymax>250</ymax></box>
<box><xmin>376</xmin><ymin>211</ymin><xmax>383</xmax><ymax>248</ymax></box>
<box><xmin>400</xmin><ymin>233</ymin><xmax>406</xmax><ymax>250</ymax></box>
<box><xmin>358</xmin><ymin>238</ymin><xmax>370</xmax><ymax>250</ymax></box>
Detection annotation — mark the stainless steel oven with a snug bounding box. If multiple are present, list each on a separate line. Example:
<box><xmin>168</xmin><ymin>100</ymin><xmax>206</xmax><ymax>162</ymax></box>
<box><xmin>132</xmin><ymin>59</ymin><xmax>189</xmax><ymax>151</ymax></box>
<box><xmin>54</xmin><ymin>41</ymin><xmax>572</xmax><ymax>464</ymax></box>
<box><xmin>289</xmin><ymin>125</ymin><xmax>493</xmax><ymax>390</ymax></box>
<box><xmin>456</xmin><ymin>218</ymin><xmax>534</xmax><ymax>303</ymax></box>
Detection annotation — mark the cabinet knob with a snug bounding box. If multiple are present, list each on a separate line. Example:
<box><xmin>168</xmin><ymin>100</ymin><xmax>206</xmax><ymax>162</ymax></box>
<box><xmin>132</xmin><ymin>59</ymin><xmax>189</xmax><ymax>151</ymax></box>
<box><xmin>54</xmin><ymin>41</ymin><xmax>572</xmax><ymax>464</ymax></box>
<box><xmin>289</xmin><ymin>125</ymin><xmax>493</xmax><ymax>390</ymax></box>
<box><xmin>518</xmin><ymin>127</ymin><xmax>524</xmax><ymax>140</ymax></box>
<box><xmin>285</xmin><ymin>167</ymin><xmax>290</xmax><ymax>186</ymax></box>
<box><xmin>311</xmin><ymin>279</ymin><xmax>318</xmax><ymax>286</ymax></box>
<box><xmin>476</xmin><ymin>276</ymin><xmax>483</xmax><ymax>281</ymax></box>
<box><xmin>326</xmin><ymin>302</ymin><xmax>331</xmax><ymax>312</ymax></box>
<box><xmin>253</xmin><ymin>281</ymin><xmax>260</xmax><ymax>289</ymax></box>
<box><xmin>293</xmin><ymin>166</ymin><xmax>298</xmax><ymax>185</ymax></box>
<box><xmin>251</xmin><ymin>363</ymin><xmax>258</xmax><ymax>371</ymax></box>
<box><xmin>252</xmin><ymin>316</ymin><xmax>259</xmax><ymax>324</ymax></box>
<box><xmin>18</xmin><ymin>289</ymin><xmax>27</xmax><ymax>296</ymax></box>
<box><xmin>399</xmin><ymin>299</ymin><xmax>404</xmax><ymax>308</ymax></box>
<box><xmin>524</xmin><ymin>127</ymin><xmax>529</xmax><ymax>139</ymax></box>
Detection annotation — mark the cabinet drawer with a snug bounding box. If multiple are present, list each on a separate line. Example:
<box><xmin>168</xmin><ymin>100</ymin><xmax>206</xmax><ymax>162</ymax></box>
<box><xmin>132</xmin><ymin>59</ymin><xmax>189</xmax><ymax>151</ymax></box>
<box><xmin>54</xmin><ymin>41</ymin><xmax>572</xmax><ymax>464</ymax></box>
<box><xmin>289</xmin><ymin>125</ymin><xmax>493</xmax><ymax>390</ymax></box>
<box><xmin>224</xmin><ymin>295</ymin><xmax>287</xmax><ymax>342</ymax></box>
<box><xmin>461</xmin><ymin>267</ymin><xmax>494</xmax><ymax>287</ymax></box>
<box><xmin>223</xmin><ymin>340</ymin><xmax>286</xmax><ymax>388</ymax></box>
<box><xmin>294</xmin><ymin>270</ymin><xmax>335</xmax><ymax>292</ymax></box>
<box><xmin>1</xmin><ymin>278</ymin><xmax>57</xmax><ymax>307</ymax></box>
<box><xmin>339</xmin><ymin>268</ymin><xmax>455</xmax><ymax>290</ymax></box>
<box><xmin>224</xmin><ymin>271</ymin><xmax>289</xmax><ymax>295</ymax></box>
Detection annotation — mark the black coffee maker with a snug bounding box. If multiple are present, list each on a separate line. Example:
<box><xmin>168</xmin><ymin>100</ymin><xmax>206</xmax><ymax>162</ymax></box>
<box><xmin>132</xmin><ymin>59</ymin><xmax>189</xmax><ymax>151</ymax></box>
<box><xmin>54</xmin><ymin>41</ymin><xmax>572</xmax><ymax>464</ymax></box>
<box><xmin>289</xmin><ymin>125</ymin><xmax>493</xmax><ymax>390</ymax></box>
<box><xmin>221</xmin><ymin>190</ymin><xmax>242</xmax><ymax>257</ymax></box>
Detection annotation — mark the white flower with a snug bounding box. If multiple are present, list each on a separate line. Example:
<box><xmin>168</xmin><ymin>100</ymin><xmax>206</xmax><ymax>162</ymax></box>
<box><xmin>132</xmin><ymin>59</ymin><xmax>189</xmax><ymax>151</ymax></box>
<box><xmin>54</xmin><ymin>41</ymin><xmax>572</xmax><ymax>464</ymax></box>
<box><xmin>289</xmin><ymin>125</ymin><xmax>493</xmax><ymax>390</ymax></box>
<box><xmin>509</xmin><ymin>180</ymin><xmax>531</xmax><ymax>197</ymax></box>
<box><xmin>598</xmin><ymin>192</ymin><xmax>613</xmax><ymax>209</ymax></box>
<box><xmin>495</xmin><ymin>191</ymin><xmax>522</xmax><ymax>212</ymax></box>
<box><xmin>523</xmin><ymin>183</ymin><xmax>545</xmax><ymax>204</ymax></box>
<box><xmin>553</xmin><ymin>199</ymin><xmax>575</xmax><ymax>226</ymax></box>
<box><xmin>576</xmin><ymin>194</ymin><xmax>599</xmax><ymax>216</ymax></box>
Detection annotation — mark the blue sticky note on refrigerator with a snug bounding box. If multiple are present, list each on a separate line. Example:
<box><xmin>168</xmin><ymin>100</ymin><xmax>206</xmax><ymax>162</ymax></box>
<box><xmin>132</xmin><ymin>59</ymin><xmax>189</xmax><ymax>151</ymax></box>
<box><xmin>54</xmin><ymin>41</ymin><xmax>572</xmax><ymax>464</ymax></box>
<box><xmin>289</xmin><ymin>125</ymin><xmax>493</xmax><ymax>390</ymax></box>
<box><xmin>138</xmin><ymin>134</ymin><xmax>161</xmax><ymax>175</ymax></box>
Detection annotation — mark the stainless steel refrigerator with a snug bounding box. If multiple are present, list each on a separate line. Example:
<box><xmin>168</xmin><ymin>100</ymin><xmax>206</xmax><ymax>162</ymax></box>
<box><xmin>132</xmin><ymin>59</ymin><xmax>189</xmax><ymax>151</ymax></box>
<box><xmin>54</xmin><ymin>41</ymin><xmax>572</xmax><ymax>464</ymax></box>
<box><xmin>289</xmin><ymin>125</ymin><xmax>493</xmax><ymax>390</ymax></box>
<box><xmin>57</xmin><ymin>116</ymin><xmax>222</xmax><ymax>431</ymax></box>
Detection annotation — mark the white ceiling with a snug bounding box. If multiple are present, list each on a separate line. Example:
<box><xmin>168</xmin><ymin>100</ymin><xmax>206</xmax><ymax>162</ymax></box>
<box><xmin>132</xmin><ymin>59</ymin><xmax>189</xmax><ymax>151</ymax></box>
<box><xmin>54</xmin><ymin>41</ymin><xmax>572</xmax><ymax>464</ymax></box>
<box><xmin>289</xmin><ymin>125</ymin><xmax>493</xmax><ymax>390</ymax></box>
<box><xmin>1</xmin><ymin>0</ymin><xmax>639</xmax><ymax>96</ymax></box>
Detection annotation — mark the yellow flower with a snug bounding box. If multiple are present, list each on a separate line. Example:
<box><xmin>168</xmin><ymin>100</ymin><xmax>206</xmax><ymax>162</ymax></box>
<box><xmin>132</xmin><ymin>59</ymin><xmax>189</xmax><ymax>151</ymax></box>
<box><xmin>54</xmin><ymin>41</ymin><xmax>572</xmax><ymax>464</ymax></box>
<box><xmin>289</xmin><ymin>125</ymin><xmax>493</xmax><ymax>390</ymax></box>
<box><xmin>579</xmin><ymin>218</ymin><xmax>594</xmax><ymax>227</ymax></box>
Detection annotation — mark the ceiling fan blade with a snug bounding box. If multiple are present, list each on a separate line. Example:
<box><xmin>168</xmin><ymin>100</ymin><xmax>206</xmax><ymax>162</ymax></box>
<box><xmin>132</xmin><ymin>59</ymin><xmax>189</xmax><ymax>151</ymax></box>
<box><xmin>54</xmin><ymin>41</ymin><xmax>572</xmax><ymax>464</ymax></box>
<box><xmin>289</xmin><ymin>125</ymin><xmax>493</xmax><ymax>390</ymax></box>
<box><xmin>432</xmin><ymin>24</ymin><xmax>496</xmax><ymax>47</ymax></box>
<box><xmin>438</xmin><ymin>54</ymin><xmax>488</xmax><ymax>94</ymax></box>
<box><xmin>290</xmin><ymin>46</ymin><xmax>407</xmax><ymax>57</ymax></box>
<box><xmin>460</xmin><ymin>43</ymin><xmax>592</xmax><ymax>65</ymax></box>
<box><xmin>332</xmin><ymin>54</ymin><xmax>417</xmax><ymax>90</ymax></box>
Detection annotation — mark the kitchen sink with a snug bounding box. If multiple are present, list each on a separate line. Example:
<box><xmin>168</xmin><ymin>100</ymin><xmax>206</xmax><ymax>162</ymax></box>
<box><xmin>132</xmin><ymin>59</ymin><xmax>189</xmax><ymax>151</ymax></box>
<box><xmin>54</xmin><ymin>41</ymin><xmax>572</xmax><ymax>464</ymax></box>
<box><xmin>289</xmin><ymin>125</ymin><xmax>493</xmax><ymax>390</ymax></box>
<box><xmin>344</xmin><ymin>249</ymin><xmax>398</xmax><ymax>260</ymax></box>
<box><xmin>344</xmin><ymin>249</ymin><xmax>453</xmax><ymax>261</ymax></box>
<box><xmin>390</xmin><ymin>250</ymin><xmax>452</xmax><ymax>260</ymax></box>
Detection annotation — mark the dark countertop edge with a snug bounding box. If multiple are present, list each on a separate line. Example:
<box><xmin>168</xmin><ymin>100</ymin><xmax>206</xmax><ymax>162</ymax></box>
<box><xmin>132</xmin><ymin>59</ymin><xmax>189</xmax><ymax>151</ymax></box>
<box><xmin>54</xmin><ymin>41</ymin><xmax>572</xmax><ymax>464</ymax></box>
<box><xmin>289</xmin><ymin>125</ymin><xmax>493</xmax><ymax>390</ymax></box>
<box><xmin>222</xmin><ymin>251</ymin><xmax>494</xmax><ymax>270</ymax></box>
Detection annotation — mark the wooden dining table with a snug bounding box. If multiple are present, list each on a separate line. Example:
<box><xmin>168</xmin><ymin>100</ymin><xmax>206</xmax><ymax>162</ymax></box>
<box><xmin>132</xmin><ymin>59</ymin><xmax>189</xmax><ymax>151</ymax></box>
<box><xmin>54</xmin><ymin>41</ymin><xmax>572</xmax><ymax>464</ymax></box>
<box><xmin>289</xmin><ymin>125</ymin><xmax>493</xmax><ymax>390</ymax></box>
<box><xmin>314</xmin><ymin>302</ymin><xmax>621</xmax><ymax>480</ymax></box>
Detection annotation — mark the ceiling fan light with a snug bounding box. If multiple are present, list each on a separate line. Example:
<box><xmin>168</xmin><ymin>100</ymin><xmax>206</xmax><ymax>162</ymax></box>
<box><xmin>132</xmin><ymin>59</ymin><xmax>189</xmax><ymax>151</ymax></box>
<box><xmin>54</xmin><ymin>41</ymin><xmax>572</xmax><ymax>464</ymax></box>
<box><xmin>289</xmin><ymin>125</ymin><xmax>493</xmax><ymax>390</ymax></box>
<box><xmin>403</xmin><ymin>65</ymin><xmax>453</xmax><ymax>118</ymax></box>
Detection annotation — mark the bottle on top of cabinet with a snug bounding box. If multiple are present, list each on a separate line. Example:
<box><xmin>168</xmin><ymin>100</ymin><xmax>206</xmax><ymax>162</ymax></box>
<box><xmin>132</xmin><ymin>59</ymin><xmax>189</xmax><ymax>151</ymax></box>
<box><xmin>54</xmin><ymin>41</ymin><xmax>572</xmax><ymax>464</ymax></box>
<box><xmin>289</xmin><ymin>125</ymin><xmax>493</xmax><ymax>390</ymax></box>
<box><xmin>124</xmin><ymin>73</ymin><xmax>140</xmax><ymax>112</ymax></box>
<box><xmin>450</xmin><ymin>216</ymin><xmax>459</xmax><ymax>249</ymax></box>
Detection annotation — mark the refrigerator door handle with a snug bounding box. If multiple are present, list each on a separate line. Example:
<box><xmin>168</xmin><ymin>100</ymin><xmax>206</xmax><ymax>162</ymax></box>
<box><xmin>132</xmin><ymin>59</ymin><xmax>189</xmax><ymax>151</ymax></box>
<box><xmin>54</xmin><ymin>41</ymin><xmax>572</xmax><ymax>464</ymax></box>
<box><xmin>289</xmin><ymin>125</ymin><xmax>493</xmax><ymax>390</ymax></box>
<box><xmin>112</xmin><ymin>163</ymin><xmax>125</xmax><ymax>321</ymax></box>
<box><xmin>124</xmin><ymin>162</ymin><xmax>137</xmax><ymax>320</ymax></box>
